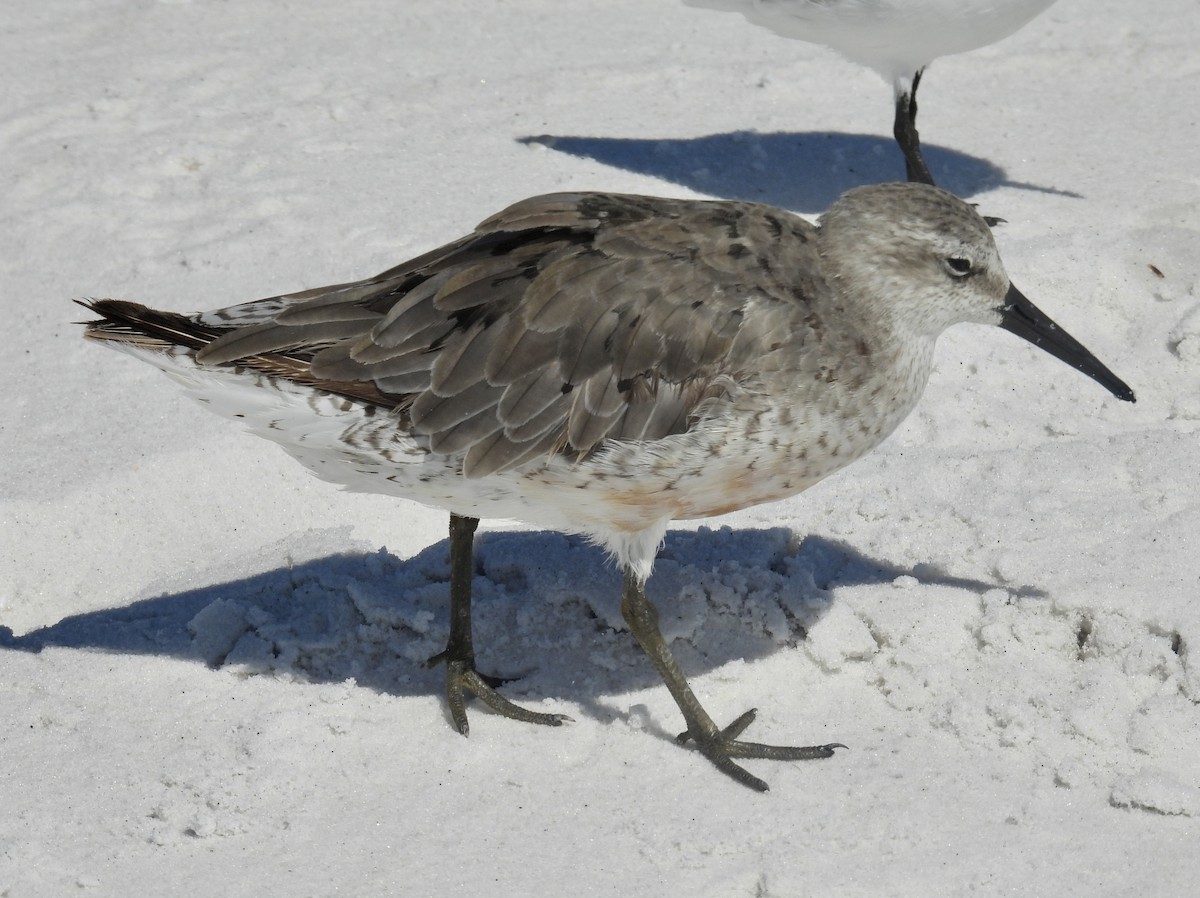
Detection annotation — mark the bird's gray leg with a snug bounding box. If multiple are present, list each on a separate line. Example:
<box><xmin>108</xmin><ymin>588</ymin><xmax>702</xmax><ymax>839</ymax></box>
<box><xmin>619</xmin><ymin>569</ymin><xmax>844</xmax><ymax>792</ymax></box>
<box><xmin>894</xmin><ymin>67</ymin><xmax>936</xmax><ymax>185</ymax></box>
<box><xmin>425</xmin><ymin>513</ymin><xmax>570</xmax><ymax>734</ymax></box>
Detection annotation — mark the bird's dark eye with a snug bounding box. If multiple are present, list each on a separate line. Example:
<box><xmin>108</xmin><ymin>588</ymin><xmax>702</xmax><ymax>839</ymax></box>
<box><xmin>944</xmin><ymin>257</ymin><xmax>972</xmax><ymax>277</ymax></box>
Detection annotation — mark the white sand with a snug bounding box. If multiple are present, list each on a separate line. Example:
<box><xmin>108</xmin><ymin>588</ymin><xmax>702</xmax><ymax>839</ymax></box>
<box><xmin>3</xmin><ymin>0</ymin><xmax>1197</xmax><ymax>894</ymax></box>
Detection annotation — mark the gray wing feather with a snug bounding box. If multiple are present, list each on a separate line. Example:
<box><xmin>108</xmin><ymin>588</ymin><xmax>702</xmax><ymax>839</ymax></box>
<box><xmin>430</xmin><ymin>324</ymin><xmax>493</xmax><ymax>396</ymax></box>
<box><xmin>364</xmin><ymin>273</ymin><xmax>455</xmax><ymax>352</ymax></box>
<box><xmin>506</xmin><ymin>397</ymin><xmax>568</xmax><ymax>443</ymax></box>
<box><xmin>411</xmin><ymin>380</ymin><xmax>504</xmax><ymax>435</ymax></box>
<box><xmin>196</xmin><ymin>318</ymin><xmax>376</xmax><ymax>364</ymax></box>
<box><xmin>483</xmin><ymin>320</ymin><xmax>558</xmax><ymax>385</ymax></box>
<box><xmin>465</xmin><ymin>426</ymin><xmax>563</xmax><ymax>479</ymax></box>
<box><xmin>373</xmin><ymin>369</ymin><xmax>433</xmax><ymax>395</ymax></box>
<box><xmin>274</xmin><ymin>288</ymin><xmax>390</xmax><ymax>324</ymax></box>
<box><xmin>611</xmin><ymin>390</ymin><xmax>689</xmax><ymax>442</ymax></box>
<box><xmin>497</xmin><ymin>368</ymin><xmax>566</xmax><ymax>428</ymax></box>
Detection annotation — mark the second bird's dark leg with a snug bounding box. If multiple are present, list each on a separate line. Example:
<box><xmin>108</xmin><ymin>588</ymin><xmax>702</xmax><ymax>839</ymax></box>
<box><xmin>425</xmin><ymin>513</ymin><xmax>570</xmax><ymax>734</ymax></box>
<box><xmin>894</xmin><ymin>67</ymin><xmax>935</xmax><ymax>185</ymax></box>
<box><xmin>619</xmin><ymin>569</ymin><xmax>844</xmax><ymax>792</ymax></box>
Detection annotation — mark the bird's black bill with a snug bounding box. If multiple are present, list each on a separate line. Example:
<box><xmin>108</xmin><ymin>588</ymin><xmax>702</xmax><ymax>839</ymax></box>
<box><xmin>999</xmin><ymin>284</ymin><xmax>1135</xmax><ymax>402</ymax></box>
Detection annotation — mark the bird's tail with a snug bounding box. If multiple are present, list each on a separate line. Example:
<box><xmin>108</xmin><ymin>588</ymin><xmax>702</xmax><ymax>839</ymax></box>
<box><xmin>76</xmin><ymin>297</ymin><xmax>398</xmax><ymax>411</ymax></box>
<box><xmin>76</xmin><ymin>298</ymin><xmax>221</xmax><ymax>353</ymax></box>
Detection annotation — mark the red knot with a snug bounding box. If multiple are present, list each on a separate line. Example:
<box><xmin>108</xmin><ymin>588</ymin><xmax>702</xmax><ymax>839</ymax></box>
<box><xmin>79</xmin><ymin>182</ymin><xmax>1133</xmax><ymax>791</ymax></box>
<box><xmin>685</xmin><ymin>0</ymin><xmax>1059</xmax><ymax>183</ymax></box>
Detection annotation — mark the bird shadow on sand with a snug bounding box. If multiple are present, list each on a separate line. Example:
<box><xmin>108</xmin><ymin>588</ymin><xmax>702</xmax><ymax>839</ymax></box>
<box><xmin>2</xmin><ymin>527</ymin><xmax>1016</xmax><ymax>724</ymax></box>
<box><xmin>519</xmin><ymin>130</ymin><xmax>1081</xmax><ymax>210</ymax></box>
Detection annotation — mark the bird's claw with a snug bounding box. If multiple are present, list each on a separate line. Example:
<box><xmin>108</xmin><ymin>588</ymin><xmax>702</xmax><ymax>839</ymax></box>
<box><xmin>676</xmin><ymin>708</ymin><xmax>846</xmax><ymax>792</ymax></box>
<box><xmin>435</xmin><ymin>657</ymin><xmax>572</xmax><ymax>736</ymax></box>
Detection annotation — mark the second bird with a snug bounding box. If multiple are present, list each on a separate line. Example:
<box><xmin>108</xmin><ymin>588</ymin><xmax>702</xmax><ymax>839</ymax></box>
<box><xmin>685</xmin><ymin>0</ymin><xmax>1059</xmax><ymax>184</ymax></box>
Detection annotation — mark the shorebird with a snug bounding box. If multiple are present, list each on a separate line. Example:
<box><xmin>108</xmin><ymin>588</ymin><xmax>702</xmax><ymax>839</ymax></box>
<box><xmin>81</xmin><ymin>182</ymin><xmax>1133</xmax><ymax>791</ymax></box>
<box><xmin>684</xmin><ymin>0</ymin><xmax>1059</xmax><ymax>183</ymax></box>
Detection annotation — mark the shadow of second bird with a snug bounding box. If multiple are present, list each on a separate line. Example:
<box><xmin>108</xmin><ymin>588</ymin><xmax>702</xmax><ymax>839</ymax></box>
<box><xmin>519</xmin><ymin>130</ymin><xmax>1078</xmax><ymax>209</ymax></box>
